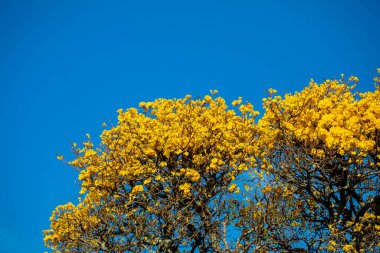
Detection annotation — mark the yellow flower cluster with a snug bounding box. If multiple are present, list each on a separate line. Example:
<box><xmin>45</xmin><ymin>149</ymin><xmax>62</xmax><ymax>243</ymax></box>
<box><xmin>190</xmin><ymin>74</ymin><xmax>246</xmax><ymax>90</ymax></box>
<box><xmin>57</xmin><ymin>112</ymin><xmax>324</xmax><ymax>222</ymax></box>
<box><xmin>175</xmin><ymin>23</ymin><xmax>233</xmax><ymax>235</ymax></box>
<box><xmin>182</xmin><ymin>168</ymin><xmax>201</xmax><ymax>182</ymax></box>
<box><xmin>260</xmin><ymin>77</ymin><xmax>380</xmax><ymax>156</ymax></box>
<box><xmin>131</xmin><ymin>185</ymin><xmax>144</xmax><ymax>194</ymax></box>
<box><xmin>72</xmin><ymin>94</ymin><xmax>257</xmax><ymax>198</ymax></box>
<box><xmin>228</xmin><ymin>183</ymin><xmax>239</xmax><ymax>193</ymax></box>
<box><xmin>45</xmin><ymin>93</ymin><xmax>260</xmax><ymax>250</ymax></box>
<box><xmin>179</xmin><ymin>183</ymin><xmax>192</xmax><ymax>197</ymax></box>
<box><xmin>46</xmin><ymin>70</ymin><xmax>380</xmax><ymax>251</ymax></box>
<box><xmin>258</xmin><ymin>70</ymin><xmax>380</xmax><ymax>251</ymax></box>
<box><xmin>43</xmin><ymin>197</ymin><xmax>101</xmax><ymax>250</ymax></box>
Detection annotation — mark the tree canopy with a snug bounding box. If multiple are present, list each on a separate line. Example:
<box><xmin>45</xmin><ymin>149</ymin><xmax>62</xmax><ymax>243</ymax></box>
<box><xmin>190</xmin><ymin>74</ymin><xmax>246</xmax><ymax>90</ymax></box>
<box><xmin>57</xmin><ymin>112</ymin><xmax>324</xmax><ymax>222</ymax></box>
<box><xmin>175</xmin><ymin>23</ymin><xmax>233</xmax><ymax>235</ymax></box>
<box><xmin>44</xmin><ymin>71</ymin><xmax>380</xmax><ymax>252</ymax></box>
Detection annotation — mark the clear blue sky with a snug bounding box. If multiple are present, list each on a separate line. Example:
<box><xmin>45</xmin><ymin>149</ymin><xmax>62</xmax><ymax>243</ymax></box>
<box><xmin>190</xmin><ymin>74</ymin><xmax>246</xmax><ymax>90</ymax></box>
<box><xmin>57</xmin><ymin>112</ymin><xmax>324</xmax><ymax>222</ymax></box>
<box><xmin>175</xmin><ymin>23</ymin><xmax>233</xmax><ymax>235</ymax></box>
<box><xmin>0</xmin><ymin>0</ymin><xmax>379</xmax><ymax>252</ymax></box>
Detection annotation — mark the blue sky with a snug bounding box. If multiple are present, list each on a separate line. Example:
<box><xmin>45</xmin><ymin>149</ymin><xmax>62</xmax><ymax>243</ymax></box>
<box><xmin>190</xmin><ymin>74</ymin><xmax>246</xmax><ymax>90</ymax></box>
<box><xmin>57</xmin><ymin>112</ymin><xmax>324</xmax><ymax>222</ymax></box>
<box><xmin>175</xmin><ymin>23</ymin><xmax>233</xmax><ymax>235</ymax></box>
<box><xmin>0</xmin><ymin>0</ymin><xmax>379</xmax><ymax>252</ymax></box>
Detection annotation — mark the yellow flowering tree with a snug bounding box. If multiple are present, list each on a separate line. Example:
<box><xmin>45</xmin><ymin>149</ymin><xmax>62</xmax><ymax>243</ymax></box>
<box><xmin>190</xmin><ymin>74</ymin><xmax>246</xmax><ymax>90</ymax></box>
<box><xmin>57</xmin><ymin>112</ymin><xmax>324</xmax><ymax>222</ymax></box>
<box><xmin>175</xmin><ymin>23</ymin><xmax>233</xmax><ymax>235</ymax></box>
<box><xmin>257</xmin><ymin>72</ymin><xmax>380</xmax><ymax>251</ymax></box>
<box><xmin>44</xmin><ymin>93</ymin><xmax>261</xmax><ymax>252</ymax></box>
<box><xmin>45</xmin><ymin>71</ymin><xmax>380</xmax><ymax>252</ymax></box>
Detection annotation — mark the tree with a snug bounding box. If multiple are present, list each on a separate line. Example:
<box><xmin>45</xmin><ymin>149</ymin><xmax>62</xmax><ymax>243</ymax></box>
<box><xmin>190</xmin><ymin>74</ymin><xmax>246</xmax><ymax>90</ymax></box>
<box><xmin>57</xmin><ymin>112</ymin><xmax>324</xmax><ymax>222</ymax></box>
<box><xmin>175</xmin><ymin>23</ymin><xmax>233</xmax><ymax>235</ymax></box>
<box><xmin>44</xmin><ymin>71</ymin><xmax>380</xmax><ymax>252</ymax></box>
<box><xmin>44</xmin><ymin>93</ymin><xmax>261</xmax><ymax>252</ymax></box>
<box><xmin>256</xmin><ymin>73</ymin><xmax>380</xmax><ymax>251</ymax></box>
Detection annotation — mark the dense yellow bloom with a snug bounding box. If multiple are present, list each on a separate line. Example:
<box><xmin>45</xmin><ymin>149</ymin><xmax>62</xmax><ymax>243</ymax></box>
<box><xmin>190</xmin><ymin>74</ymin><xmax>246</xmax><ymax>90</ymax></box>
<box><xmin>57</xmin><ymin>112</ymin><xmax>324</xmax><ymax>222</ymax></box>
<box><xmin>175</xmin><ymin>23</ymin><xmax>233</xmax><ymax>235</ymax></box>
<box><xmin>343</xmin><ymin>244</ymin><xmax>354</xmax><ymax>252</ymax></box>
<box><xmin>45</xmin><ymin>71</ymin><xmax>380</xmax><ymax>252</ymax></box>
<box><xmin>179</xmin><ymin>183</ymin><xmax>192</xmax><ymax>197</ymax></box>
<box><xmin>258</xmin><ymin>72</ymin><xmax>380</xmax><ymax>251</ymax></box>
<box><xmin>45</xmin><ymin>93</ymin><xmax>260</xmax><ymax>251</ymax></box>
<box><xmin>260</xmin><ymin>78</ymin><xmax>380</xmax><ymax>155</ymax></box>
<box><xmin>183</xmin><ymin>168</ymin><xmax>201</xmax><ymax>182</ymax></box>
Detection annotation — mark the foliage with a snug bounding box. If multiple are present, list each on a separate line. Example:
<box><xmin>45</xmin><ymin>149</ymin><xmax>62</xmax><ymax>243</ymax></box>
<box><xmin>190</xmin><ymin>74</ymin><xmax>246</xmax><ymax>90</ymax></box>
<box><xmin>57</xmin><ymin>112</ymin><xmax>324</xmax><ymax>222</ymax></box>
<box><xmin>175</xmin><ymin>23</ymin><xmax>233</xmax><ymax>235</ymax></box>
<box><xmin>45</xmin><ymin>70</ymin><xmax>380</xmax><ymax>252</ymax></box>
<box><xmin>257</xmin><ymin>72</ymin><xmax>380</xmax><ymax>251</ymax></box>
<box><xmin>44</xmin><ymin>93</ymin><xmax>260</xmax><ymax>252</ymax></box>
